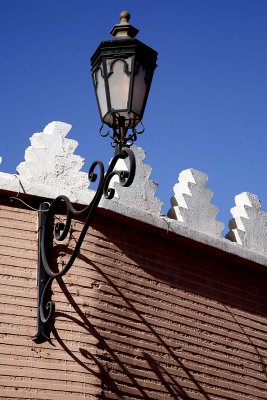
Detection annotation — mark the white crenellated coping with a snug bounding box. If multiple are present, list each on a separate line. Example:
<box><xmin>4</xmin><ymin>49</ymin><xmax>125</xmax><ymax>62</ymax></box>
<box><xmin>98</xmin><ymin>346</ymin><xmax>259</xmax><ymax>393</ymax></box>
<box><xmin>111</xmin><ymin>146</ymin><xmax>163</xmax><ymax>216</ymax></box>
<box><xmin>225</xmin><ymin>192</ymin><xmax>267</xmax><ymax>256</ymax></box>
<box><xmin>167</xmin><ymin>168</ymin><xmax>224</xmax><ymax>237</ymax></box>
<box><xmin>16</xmin><ymin>121</ymin><xmax>89</xmax><ymax>192</ymax></box>
<box><xmin>0</xmin><ymin>121</ymin><xmax>267</xmax><ymax>267</ymax></box>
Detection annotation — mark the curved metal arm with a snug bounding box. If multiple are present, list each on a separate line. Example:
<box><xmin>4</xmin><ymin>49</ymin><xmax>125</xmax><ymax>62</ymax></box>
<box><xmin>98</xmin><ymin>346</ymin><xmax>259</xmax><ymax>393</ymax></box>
<box><xmin>33</xmin><ymin>146</ymin><xmax>136</xmax><ymax>343</ymax></box>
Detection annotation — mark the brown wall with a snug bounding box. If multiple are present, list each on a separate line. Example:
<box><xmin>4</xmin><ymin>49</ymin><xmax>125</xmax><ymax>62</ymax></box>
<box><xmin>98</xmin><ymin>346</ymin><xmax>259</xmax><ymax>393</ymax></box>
<box><xmin>0</xmin><ymin>194</ymin><xmax>267</xmax><ymax>399</ymax></box>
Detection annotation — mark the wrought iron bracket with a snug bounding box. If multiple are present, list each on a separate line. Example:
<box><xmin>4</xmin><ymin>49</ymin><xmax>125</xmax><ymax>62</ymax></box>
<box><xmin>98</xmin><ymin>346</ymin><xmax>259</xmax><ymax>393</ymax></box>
<box><xmin>32</xmin><ymin>146</ymin><xmax>136</xmax><ymax>343</ymax></box>
<box><xmin>32</xmin><ymin>203</ymin><xmax>53</xmax><ymax>343</ymax></box>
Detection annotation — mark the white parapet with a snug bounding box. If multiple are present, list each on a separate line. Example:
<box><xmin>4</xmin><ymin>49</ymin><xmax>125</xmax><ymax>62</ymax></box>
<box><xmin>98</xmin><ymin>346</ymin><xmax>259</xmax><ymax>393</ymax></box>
<box><xmin>1</xmin><ymin>121</ymin><xmax>163</xmax><ymax>215</ymax></box>
<box><xmin>111</xmin><ymin>146</ymin><xmax>163</xmax><ymax>215</ymax></box>
<box><xmin>1</xmin><ymin>123</ymin><xmax>267</xmax><ymax>266</ymax></box>
<box><xmin>16</xmin><ymin>121</ymin><xmax>88</xmax><ymax>191</ymax></box>
<box><xmin>167</xmin><ymin>168</ymin><xmax>224</xmax><ymax>237</ymax></box>
<box><xmin>225</xmin><ymin>192</ymin><xmax>267</xmax><ymax>256</ymax></box>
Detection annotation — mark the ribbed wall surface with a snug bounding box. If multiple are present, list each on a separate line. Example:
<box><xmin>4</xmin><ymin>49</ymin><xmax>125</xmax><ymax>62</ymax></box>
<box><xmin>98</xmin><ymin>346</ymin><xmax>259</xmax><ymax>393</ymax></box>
<box><xmin>0</xmin><ymin>197</ymin><xmax>267</xmax><ymax>399</ymax></box>
<box><xmin>79</xmin><ymin>215</ymin><xmax>267</xmax><ymax>399</ymax></box>
<box><xmin>0</xmin><ymin>201</ymin><xmax>101</xmax><ymax>399</ymax></box>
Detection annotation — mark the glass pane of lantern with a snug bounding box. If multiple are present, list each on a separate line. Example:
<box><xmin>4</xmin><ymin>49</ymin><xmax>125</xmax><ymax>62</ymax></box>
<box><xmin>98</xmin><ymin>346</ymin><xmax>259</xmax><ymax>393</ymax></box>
<box><xmin>94</xmin><ymin>67</ymin><xmax>108</xmax><ymax>118</ymax></box>
<box><xmin>132</xmin><ymin>63</ymin><xmax>147</xmax><ymax>116</ymax></box>
<box><xmin>106</xmin><ymin>57</ymin><xmax>132</xmax><ymax>111</ymax></box>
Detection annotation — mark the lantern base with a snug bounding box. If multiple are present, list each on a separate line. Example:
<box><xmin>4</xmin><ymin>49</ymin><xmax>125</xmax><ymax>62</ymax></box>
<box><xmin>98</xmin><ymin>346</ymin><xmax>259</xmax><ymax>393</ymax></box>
<box><xmin>99</xmin><ymin>113</ymin><xmax>144</xmax><ymax>151</ymax></box>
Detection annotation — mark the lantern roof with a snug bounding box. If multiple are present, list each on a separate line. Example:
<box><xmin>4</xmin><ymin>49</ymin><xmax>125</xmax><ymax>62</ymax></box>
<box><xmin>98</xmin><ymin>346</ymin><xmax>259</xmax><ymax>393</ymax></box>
<box><xmin>110</xmin><ymin>11</ymin><xmax>139</xmax><ymax>39</ymax></box>
<box><xmin>90</xmin><ymin>11</ymin><xmax>157</xmax><ymax>70</ymax></box>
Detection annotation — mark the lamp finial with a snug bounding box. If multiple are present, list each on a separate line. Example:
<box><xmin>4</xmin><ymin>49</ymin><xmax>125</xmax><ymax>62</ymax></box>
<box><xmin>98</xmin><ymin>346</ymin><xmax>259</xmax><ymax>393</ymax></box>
<box><xmin>110</xmin><ymin>11</ymin><xmax>139</xmax><ymax>39</ymax></box>
<box><xmin>120</xmin><ymin>11</ymin><xmax>130</xmax><ymax>24</ymax></box>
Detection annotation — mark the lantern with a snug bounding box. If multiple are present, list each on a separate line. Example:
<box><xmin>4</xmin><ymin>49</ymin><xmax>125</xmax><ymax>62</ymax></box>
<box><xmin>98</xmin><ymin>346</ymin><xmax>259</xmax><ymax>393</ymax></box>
<box><xmin>91</xmin><ymin>11</ymin><xmax>157</xmax><ymax>130</ymax></box>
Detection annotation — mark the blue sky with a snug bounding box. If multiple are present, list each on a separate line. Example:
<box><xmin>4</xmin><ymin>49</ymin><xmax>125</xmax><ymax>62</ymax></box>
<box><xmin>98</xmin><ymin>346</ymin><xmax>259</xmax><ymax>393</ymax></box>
<box><xmin>1</xmin><ymin>0</ymin><xmax>267</xmax><ymax>232</ymax></box>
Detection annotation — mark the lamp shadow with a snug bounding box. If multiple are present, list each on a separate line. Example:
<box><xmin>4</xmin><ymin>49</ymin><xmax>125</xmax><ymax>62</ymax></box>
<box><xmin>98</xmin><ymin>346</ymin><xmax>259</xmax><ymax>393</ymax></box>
<box><xmin>50</xmin><ymin>216</ymin><xmax>267</xmax><ymax>399</ymax></box>
<box><xmin>55</xmin><ymin>252</ymin><xmax>212</xmax><ymax>400</ymax></box>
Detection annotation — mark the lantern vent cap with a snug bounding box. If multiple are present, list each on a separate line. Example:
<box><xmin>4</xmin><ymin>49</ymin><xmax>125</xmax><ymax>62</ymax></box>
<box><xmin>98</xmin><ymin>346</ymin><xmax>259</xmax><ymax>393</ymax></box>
<box><xmin>110</xmin><ymin>11</ymin><xmax>139</xmax><ymax>39</ymax></box>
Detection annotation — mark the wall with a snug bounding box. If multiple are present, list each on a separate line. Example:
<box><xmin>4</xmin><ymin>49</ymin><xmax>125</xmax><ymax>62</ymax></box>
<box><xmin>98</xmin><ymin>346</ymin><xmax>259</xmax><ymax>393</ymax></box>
<box><xmin>0</xmin><ymin>192</ymin><xmax>267</xmax><ymax>399</ymax></box>
<box><xmin>1</xmin><ymin>121</ymin><xmax>267</xmax><ymax>399</ymax></box>
<box><xmin>0</xmin><ymin>196</ymin><xmax>101</xmax><ymax>399</ymax></box>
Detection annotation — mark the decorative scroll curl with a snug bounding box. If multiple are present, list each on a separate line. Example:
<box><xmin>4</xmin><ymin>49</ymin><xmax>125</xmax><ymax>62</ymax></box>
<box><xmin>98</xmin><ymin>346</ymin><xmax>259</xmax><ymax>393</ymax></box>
<box><xmin>33</xmin><ymin>147</ymin><xmax>136</xmax><ymax>343</ymax></box>
<box><xmin>99</xmin><ymin>114</ymin><xmax>145</xmax><ymax>149</ymax></box>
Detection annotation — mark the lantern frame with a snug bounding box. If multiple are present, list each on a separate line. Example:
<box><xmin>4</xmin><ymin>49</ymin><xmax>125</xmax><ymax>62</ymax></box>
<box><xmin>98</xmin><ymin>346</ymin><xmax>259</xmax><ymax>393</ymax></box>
<box><xmin>90</xmin><ymin>15</ymin><xmax>157</xmax><ymax>135</ymax></box>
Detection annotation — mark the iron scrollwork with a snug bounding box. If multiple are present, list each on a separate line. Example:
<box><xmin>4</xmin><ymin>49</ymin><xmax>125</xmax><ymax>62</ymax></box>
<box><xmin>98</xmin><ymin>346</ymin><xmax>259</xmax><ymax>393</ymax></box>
<box><xmin>33</xmin><ymin>146</ymin><xmax>136</xmax><ymax>343</ymax></box>
<box><xmin>100</xmin><ymin>113</ymin><xmax>145</xmax><ymax>150</ymax></box>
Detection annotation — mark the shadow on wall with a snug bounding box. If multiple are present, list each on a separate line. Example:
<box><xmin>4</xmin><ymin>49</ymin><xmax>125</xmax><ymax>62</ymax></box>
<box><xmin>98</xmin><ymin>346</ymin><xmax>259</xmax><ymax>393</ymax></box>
<box><xmin>51</xmin><ymin>215</ymin><xmax>267</xmax><ymax>399</ymax></box>
<box><xmin>107</xmin><ymin>218</ymin><xmax>267</xmax><ymax>318</ymax></box>
<box><xmin>55</xmin><ymin>258</ymin><xmax>211</xmax><ymax>400</ymax></box>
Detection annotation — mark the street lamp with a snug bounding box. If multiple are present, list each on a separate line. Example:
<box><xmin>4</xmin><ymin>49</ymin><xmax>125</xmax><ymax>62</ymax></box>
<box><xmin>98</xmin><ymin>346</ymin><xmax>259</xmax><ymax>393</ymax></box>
<box><xmin>33</xmin><ymin>11</ymin><xmax>157</xmax><ymax>343</ymax></box>
<box><xmin>91</xmin><ymin>11</ymin><xmax>157</xmax><ymax>150</ymax></box>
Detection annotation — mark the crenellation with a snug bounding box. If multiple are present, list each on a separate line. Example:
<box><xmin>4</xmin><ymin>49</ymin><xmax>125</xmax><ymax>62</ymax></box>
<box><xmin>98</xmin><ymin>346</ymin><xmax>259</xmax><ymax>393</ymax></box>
<box><xmin>167</xmin><ymin>168</ymin><xmax>224</xmax><ymax>237</ymax></box>
<box><xmin>16</xmin><ymin>121</ymin><xmax>88</xmax><ymax>191</ymax></box>
<box><xmin>225</xmin><ymin>192</ymin><xmax>267</xmax><ymax>256</ymax></box>
<box><xmin>111</xmin><ymin>145</ymin><xmax>163</xmax><ymax>215</ymax></box>
<box><xmin>0</xmin><ymin>121</ymin><xmax>267</xmax><ymax>262</ymax></box>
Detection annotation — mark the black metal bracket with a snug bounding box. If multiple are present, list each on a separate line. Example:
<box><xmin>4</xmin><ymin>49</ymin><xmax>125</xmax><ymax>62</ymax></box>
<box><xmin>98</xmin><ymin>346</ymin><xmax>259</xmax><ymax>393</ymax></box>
<box><xmin>32</xmin><ymin>203</ymin><xmax>54</xmax><ymax>343</ymax></box>
<box><xmin>32</xmin><ymin>146</ymin><xmax>136</xmax><ymax>343</ymax></box>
